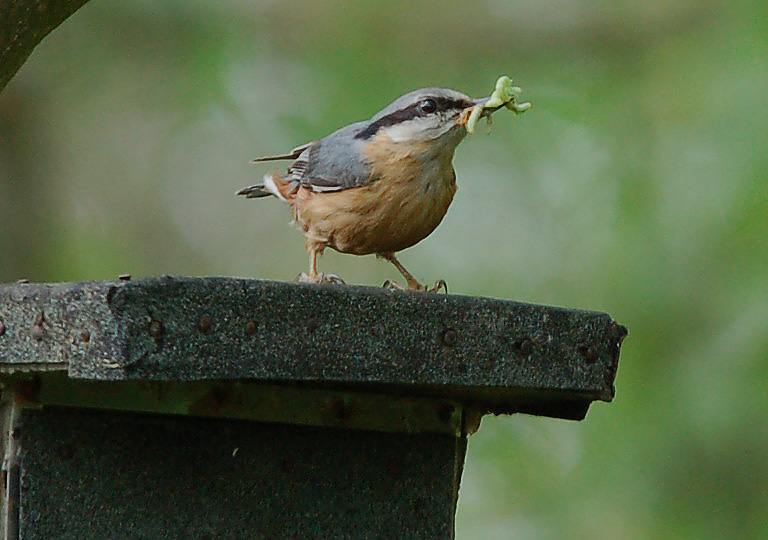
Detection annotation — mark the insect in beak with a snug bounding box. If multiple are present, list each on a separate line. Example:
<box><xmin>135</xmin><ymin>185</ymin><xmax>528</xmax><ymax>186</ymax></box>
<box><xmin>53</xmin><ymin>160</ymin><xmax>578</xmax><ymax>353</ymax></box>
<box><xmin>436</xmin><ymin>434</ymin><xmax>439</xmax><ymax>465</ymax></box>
<box><xmin>460</xmin><ymin>76</ymin><xmax>531</xmax><ymax>134</ymax></box>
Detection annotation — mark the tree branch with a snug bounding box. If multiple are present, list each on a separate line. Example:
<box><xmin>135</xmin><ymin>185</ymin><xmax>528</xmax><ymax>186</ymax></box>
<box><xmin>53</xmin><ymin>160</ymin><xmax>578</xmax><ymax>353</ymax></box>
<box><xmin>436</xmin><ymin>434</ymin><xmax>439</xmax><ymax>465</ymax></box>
<box><xmin>0</xmin><ymin>0</ymin><xmax>90</xmax><ymax>92</ymax></box>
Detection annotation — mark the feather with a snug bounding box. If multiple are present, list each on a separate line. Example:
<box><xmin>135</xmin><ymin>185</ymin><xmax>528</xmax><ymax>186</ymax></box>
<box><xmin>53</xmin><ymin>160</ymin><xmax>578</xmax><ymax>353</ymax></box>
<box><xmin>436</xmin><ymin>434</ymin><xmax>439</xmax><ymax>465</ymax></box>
<box><xmin>250</xmin><ymin>142</ymin><xmax>314</xmax><ymax>163</ymax></box>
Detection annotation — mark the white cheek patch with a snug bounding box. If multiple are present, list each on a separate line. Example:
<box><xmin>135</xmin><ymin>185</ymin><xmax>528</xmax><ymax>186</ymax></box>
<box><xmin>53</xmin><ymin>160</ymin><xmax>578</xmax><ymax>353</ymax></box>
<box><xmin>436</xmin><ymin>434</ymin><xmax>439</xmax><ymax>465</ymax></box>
<box><xmin>381</xmin><ymin>116</ymin><xmax>443</xmax><ymax>142</ymax></box>
<box><xmin>263</xmin><ymin>173</ymin><xmax>287</xmax><ymax>201</ymax></box>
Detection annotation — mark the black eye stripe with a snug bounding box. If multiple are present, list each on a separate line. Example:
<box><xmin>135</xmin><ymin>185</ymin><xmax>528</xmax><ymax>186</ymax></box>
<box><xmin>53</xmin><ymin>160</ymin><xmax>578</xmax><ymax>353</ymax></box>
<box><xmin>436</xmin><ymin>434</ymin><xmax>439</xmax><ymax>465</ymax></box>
<box><xmin>355</xmin><ymin>97</ymin><xmax>474</xmax><ymax>140</ymax></box>
<box><xmin>432</xmin><ymin>97</ymin><xmax>474</xmax><ymax>113</ymax></box>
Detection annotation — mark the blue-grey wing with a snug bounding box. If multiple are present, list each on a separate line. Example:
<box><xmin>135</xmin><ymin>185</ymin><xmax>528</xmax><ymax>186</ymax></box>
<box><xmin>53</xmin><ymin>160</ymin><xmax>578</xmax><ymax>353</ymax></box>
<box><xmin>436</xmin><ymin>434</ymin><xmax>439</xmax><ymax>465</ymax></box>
<box><xmin>289</xmin><ymin>122</ymin><xmax>372</xmax><ymax>192</ymax></box>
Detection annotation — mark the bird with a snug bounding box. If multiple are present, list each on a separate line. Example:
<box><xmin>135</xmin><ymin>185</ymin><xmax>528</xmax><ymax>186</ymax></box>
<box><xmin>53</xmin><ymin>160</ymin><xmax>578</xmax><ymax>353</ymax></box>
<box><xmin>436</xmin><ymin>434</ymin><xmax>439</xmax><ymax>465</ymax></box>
<box><xmin>237</xmin><ymin>85</ymin><xmax>510</xmax><ymax>292</ymax></box>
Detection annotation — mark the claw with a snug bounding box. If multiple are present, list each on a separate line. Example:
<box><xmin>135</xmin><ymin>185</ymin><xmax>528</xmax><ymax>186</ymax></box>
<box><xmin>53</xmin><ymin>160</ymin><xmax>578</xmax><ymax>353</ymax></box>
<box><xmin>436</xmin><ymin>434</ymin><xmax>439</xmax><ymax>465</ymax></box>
<box><xmin>296</xmin><ymin>272</ymin><xmax>346</xmax><ymax>285</ymax></box>
<box><xmin>382</xmin><ymin>279</ymin><xmax>404</xmax><ymax>291</ymax></box>
<box><xmin>296</xmin><ymin>272</ymin><xmax>313</xmax><ymax>283</ymax></box>
<box><xmin>429</xmin><ymin>280</ymin><xmax>448</xmax><ymax>294</ymax></box>
<box><xmin>382</xmin><ymin>278</ymin><xmax>447</xmax><ymax>294</ymax></box>
<box><xmin>323</xmin><ymin>273</ymin><xmax>346</xmax><ymax>285</ymax></box>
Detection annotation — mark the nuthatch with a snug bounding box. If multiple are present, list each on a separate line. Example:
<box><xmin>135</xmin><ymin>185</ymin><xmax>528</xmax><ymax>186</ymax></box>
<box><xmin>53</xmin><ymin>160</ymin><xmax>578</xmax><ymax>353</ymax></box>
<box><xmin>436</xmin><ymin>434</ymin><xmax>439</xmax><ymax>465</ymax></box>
<box><xmin>238</xmin><ymin>85</ymin><xmax>515</xmax><ymax>292</ymax></box>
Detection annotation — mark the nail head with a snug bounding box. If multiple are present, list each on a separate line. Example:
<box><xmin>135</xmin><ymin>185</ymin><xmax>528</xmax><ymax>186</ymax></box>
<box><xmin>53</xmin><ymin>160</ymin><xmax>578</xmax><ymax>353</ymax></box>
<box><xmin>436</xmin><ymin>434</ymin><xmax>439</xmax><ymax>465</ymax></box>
<box><xmin>198</xmin><ymin>316</ymin><xmax>212</xmax><ymax>333</ymax></box>
<box><xmin>31</xmin><ymin>325</ymin><xmax>44</xmax><ymax>341</ymax></box>
<box><xmin>442</xmin><ymin>328</ymin><xmax>457</xmax><ymax>347</ymax></box>
<box><xmin>149</xmin><ymin>320</ymin><xmax>164</xmax><ymax>338</ymax></box>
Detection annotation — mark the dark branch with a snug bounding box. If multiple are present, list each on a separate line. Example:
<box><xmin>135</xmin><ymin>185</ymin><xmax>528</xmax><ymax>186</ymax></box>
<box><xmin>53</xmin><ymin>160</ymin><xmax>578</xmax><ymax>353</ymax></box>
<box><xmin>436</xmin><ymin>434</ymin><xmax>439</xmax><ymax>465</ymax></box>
<box><xmin>0</xmin><ymin>0</ymin><xmax>91</xmax><ymax>92</ymax></box>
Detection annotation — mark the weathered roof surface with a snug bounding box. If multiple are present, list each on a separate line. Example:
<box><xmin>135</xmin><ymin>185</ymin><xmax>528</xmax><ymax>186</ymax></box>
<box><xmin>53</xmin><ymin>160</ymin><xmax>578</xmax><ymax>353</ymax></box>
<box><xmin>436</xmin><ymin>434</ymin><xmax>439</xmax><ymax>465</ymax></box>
<box><xmin>0</xmin><ymin>276</ymin><xmax>626</xmax><ymax>420</ymax></box>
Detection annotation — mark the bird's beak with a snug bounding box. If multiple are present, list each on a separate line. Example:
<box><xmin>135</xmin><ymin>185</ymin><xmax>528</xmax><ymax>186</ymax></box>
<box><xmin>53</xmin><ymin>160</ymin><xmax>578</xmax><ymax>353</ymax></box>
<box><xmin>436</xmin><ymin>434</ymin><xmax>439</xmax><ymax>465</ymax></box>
<box><xmin>457</xmin><ymin>97</ymin><xmax>495</xmax><ymax>128</ymax></box>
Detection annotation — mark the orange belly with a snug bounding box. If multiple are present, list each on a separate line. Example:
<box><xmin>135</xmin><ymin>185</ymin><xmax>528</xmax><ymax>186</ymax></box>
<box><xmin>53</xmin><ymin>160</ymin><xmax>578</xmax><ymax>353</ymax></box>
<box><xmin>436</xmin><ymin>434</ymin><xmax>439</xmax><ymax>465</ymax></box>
<box><xmin>284</xmin><ymin>134</ymin><xmax>461</xmax><ymax>255</ymax></box>
<box><xmin>291</xmin><ymin>168</ymin><xmax>457</xmax><ymax>255</ymax></box>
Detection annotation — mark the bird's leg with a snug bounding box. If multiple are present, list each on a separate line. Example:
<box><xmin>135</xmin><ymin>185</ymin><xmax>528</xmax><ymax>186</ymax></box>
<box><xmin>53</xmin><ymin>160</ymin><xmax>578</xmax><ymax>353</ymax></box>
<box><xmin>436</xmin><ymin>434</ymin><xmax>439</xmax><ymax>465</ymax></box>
<box><xmin>296</xmin><ymin>242</ymin><xmax>345</xmax><ymax>284</ymax></box>
<box><xmin>379</xmin><ymin>252</ymin><xmax>447</xmax><ymax>293</ymax></box>
<box><xmin>381</xmin><ymin>252</ymin><xmax>423</xmax><ymax>290</ymax></box>
<box><xmin>306</xmin><ymin>243</ymin><xmax>321</xmax><ymax>281</ymax></box>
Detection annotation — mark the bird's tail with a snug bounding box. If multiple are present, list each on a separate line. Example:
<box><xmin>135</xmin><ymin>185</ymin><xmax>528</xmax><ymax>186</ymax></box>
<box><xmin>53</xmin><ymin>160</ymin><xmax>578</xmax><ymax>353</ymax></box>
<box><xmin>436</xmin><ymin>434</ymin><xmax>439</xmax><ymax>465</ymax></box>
<box><xmin>236</xmin><ymin>183</ymin><xmax>272</xmax><ymax>198</ymax></box>
<box><xmin>236</xmin><ymin>174</ymin><xmax>291</xmax><ymax>201</ymax></box>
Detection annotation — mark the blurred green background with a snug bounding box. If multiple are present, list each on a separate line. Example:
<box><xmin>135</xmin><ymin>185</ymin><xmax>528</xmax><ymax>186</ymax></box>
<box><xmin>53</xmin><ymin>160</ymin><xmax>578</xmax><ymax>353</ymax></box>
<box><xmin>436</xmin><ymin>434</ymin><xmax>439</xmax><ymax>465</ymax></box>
<box><xmin>1</xmin><ymin>0</ymin><xmax>766</xmax><ymax>538</ymax></box>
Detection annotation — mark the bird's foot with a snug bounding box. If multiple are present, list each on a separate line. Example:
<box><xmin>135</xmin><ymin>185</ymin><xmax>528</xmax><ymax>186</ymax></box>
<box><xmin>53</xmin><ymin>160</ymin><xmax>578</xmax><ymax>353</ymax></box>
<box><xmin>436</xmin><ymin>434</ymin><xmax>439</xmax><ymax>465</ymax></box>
<box><xmin>382</xmin><ymin>279</ymin><xmax>403</xmax><ymax>291</ymax></box>
<box><xmin>382</xmin><ymin>279</ymin><xmax>447</xmax><ymax>294</ymax></box>
<box><xmin>295</xmin><ymin>272</ymin><xmax>346</xmax><ymax>285</ymax></box>
<box><xmin>429</xmin><ymin>279</ymin><xmax>448</xmax><ymax>293</ymax></box>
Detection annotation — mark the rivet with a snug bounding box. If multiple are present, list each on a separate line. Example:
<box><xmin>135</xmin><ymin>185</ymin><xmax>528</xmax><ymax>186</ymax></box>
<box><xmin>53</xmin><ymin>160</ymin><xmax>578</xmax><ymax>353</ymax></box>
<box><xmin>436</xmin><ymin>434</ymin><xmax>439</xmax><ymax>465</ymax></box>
<box><xmin>31</xmin><ymin>312</ymin><xmax>45</xmax><ymax>342</ymax></box>
<box><xmin>149</xmin><ymin>320</ymin><xmax>164</xmax><ymax>338</ymax></box>
<box><xmin>578</xmin><ymin>345</ymin><xmax>599</xmax><ymax>364</ymax></box>
<box><xmin>514</xmin><ymin>338</ymin><xmax>533</xmax><ymax>356</ymax></box>
<box><xmin>245</xmin><ymin>321</ymin><xmax>257</xmax><ymax>335</ymax></box>
<box><xmin>369</xmin><ymin>323</ymin><xmax>385</xmax><ymax>337</ymax></box>
<box><xmin>306</xmin><ymin>318</ymin><xmax>320</xmax><ymax>333</ymax></box>
<box><xmin>198</xmin><ymin>316</ymin><xmax>212</xmax><ymax>333</ymax></box>
<box><xmin>441</xmin><ymin>328</ymin><xmax>457</xmax><ymax>347</ymax></box>
<box><xmin>106</xmin><ymin>286</ymin><xmax>118</xmax><ymax>306</ymax></box>
<box><xmin>31</xmin><ymin>325</ymin><xmax>44</xmax><ymax>341</ymax></box>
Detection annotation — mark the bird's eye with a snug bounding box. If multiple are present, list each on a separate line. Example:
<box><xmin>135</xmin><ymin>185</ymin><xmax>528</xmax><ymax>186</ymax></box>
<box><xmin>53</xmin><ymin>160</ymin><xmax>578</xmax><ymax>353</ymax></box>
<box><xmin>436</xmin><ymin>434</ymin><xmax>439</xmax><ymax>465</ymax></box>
<box><xmin>420</xmin><ymin>99</ymin><xmax>437</xmax><ymax>114</ymax></box>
